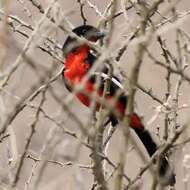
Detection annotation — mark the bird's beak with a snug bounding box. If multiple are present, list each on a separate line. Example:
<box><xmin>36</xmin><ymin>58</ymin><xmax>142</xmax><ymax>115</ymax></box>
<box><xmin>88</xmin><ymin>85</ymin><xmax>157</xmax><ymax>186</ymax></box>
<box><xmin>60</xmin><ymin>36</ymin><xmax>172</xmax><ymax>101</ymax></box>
<box><xmin>96</xmin><ymin>30</ymin><xmax>106</xmax><ymax>39</ymax></box>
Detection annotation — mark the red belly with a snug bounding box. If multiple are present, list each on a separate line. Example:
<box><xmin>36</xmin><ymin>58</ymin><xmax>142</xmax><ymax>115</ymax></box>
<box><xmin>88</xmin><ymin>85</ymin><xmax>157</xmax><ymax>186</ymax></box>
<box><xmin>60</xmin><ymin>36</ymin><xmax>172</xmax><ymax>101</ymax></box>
<box><xmin>76</xmin><ymin>80</ymin><xmax>125</xmax><ymax>115</ymax></box>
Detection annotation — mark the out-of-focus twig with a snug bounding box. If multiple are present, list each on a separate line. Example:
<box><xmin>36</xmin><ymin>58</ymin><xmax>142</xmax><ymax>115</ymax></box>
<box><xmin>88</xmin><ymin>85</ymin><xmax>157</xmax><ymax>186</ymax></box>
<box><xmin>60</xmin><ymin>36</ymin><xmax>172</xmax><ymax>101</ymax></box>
<box><xmin>13</xmin><ymin>88</ymin><xmax>47</xmax><ymax>186</ymax></box>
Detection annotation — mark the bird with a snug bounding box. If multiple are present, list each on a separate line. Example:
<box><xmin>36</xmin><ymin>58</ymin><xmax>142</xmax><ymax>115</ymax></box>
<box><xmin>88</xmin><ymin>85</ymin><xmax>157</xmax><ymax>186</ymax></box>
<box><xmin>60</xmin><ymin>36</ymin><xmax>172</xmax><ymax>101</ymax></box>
<box><xmin>62</xmin><ymin>25</ymin><xmax>176</xmax><ymax>186</ymax></box>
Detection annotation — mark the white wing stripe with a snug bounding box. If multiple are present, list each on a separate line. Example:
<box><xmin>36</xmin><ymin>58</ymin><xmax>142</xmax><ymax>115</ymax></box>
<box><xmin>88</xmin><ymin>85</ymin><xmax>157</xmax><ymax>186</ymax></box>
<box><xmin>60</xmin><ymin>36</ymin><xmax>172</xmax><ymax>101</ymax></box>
<box><xmin>94</xmin><ymin>72</ymin><xmax>124</xmax><ymax>89</ymax></box>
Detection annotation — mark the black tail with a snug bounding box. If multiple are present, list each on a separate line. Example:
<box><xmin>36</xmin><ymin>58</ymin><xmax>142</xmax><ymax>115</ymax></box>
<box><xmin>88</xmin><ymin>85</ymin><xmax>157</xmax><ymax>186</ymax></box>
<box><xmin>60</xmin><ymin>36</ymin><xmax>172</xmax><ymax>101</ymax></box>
<box><xmin>134</xmin><ymin>128</ymin><xmax>157</xmax><ymax>157</ymax></box>
<box><xmin>134</xmin><ymin>128</ymin><xmax>176</xmax><ymax>186</ymax></box>
<box><xmin>110</xmin><ymin>114</ymin><xmax>176</xmax><ymax>186</ymax></box>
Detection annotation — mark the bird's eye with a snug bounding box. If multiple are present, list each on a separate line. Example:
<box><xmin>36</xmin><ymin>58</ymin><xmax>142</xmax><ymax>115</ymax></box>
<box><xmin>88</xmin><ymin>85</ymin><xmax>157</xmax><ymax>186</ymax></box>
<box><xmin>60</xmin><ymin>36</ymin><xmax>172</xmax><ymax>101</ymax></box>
<box><xmin>82</xmin><ymin>29</ymin><xmax>86</xmax><ymax>34</ymax></box>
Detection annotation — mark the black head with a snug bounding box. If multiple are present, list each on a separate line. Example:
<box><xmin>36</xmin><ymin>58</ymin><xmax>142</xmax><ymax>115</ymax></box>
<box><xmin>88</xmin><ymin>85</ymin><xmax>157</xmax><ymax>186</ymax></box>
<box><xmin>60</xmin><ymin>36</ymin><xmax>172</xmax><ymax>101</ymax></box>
<box><xmin>62</xmin><ymin>25</ymin><xmax>104</xmax><ymax>57</ymax></box>
<box><xmin>71</xmin><ymin>25</ymin><xmax>104</xmax><ymax>39</ymax></box>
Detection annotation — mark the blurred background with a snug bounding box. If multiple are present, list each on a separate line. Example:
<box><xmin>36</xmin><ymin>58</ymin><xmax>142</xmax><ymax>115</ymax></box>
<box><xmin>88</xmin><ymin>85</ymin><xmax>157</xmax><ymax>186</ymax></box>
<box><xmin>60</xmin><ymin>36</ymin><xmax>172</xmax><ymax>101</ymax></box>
<box><xmin>0</xmin><ymin>0</ymin><xmax>190</xmax><ymax>189</ymax></box>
